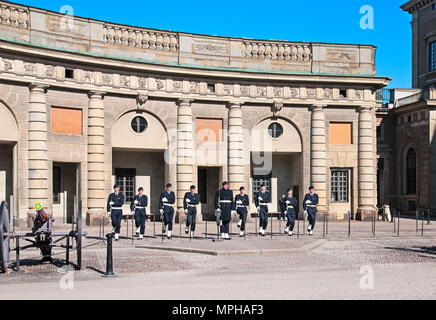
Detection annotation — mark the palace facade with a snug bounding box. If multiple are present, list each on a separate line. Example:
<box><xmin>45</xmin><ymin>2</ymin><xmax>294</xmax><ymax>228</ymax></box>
<box><xmin>0</xmin><ymin>1</ymin><xmax>390</xmax><ymax>225</ymax></box>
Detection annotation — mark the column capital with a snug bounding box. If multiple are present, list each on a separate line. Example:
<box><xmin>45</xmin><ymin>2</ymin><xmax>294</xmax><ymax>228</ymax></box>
<box><xmin>29</xmin><ymin>82</ymin><xmax>49</xmax><ymax>93</ymax></box>
<box><xmin>309</xmin><ymin>104</ymin><xmax>326</xmax><ymax>112</ymax></box>
<box><xmin>177</xmin><ymin>98</ymin><xmax>193</xmax><ymax>107</ymax></box>
<box><xmin>226</xmin><ymin>100</ymin><xmax>244</xmax><ymax>109</ymax></box>
<box><xmin>88</xmin><ymin>91</ymin><xmax>106</xmax><ymax>99</ymax></box>
<box><xmin>358</xmin><ymin>105</ymin><xmax>374</xmax><ymax>113</ymax></box>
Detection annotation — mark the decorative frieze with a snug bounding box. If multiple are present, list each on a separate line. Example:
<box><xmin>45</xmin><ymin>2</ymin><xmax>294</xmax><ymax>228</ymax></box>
<box><xmin>0</xmin><ymin>3</ymin><xmax>29</xmax><ymax>29</ymax></box>
<box><xmin>243</xmin><ymin>41</ymin><xmax>311</xmax><ymax>62</ymax></box>
<box><xmin>103</xmin><ymin>24</ymin><xmax>178</xmax><ymax>53</ymax></box>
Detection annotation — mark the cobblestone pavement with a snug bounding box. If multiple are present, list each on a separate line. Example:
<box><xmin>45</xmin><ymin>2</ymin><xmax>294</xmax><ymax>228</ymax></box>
<box><xmin>1</xmin><ymin>219</ymin><xmax>435</xmax><ymax>300</ymax></box>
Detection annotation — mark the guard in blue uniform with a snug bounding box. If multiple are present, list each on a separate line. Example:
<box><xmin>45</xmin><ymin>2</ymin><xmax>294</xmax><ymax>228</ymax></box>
<box><xmin>214</xmin><ymin>181</ymin><xmax>236</xmax><ymax>240</ymax></box>
<box><xmin>303</xmin><ymin>186</ymin><xmax>319</xmax><ymax>236</ymax></box>
<box><xmin>159</xmin><ymin>183</ymin><xmax>176</xmax><ymax>239</ymax></box>
<box><xmin>184</xmin><ymin>185</ymin><xmax>200</xmax><ymax>237</ymax></box>
<box><xmin>254</xmin><ymin>183</ymin><xmax>271</xmax><ymax>236</ymax></box>
<box><xmin>235</xmin><ymin>187</ymin><xmax>250</xmax><ymax>237</ymax></box>
<box><xmin>130</xmin><ymin>187</ymin><xmax>148</xmax><ymax>240</ymax></box>
<box><xmin>284</xmin><ymin>188</ymin><xmax>298</xmax><ymax>236</ymax></box>
<box><xmin>107</xmin><ymin>184</ymin><xmax>125</xmax><ymax>241</ymax></box>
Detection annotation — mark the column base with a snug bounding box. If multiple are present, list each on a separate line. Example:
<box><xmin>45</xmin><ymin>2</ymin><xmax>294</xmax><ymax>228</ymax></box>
<box><xmin>356</xmin><ymin>208</ymin><xmax>377</xmax><ymax>221</ymax></box>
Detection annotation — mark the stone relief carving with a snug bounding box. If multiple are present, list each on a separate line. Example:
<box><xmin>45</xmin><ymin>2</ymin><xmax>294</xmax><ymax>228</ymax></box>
<box><xmin>173</xmin><ymin>81</ymin><xmax>183</xmax><ymax>92</ymax></box>
<box><xmin>307</xmin><ymin>88</ymin><xmax>316</xmax><ymax>99</ymax></box>
<box><xmin>83</xmin><ymin>71</ymin><xmax>93</xmax><ymax>83</ymax></box>
<box><xmin>327</xmin><ymin>50</ymin><xmax>354</xmax><ymax>61</ymax></box>
<box><xmin>0</xmin><ymin>4</ymin><xmax>29</xmax><ymax>29</ymax></box>
<box><xmin>45</xmin><ymin>65</ymin><xmax>55</xmax><ymax>78</ymax></box>
<box><xmin>243</xmin><ymin>41</ymin><xmax>311</xmax><ymax>62</ymax></box>
<box><xmin>24</xmin><ymin>63</ymin><xmax>35</xmax><ymax>75</ymax></box>
<box><xmin>290</xmin><ymin>87</ymin><xmax>299</xmax><ymax>98</ymax></box>
<box><xmin>155</xmin><ymin>79</ymin><xmax>165</xmax><ymax>90</ymax></box>
<box><xmin>323</xmin><ymin>88</ymin><xmax>333</xmax><ymax>99</ymax></box>
<box><xmin>257</xmin><ymin>86</ymin><xmax>267</xmax><ymax>97</ymax></box>
<box><xmin>138</xmin><ymin>77</ymin><xmax>147</xmax><ymax>89</ymax></box>
<box><xmin>355</xmin><ymin>90</ymin><xmax>364</xmax><ymax>100</ymax></box>
<box><xmin>120</xmin><ymin>75</ymin><xmax>130</xmax><ymax>87</ymax></box>
<box><xmin>194</xmin><ymin>43</ymin><xmax>227</xmax><ymax>55</ymax></box>
<box><xmin>2</xmin><ymin>58</ymin><xmax>13</xmax><ymax>71</ymax></box>
<box><xmin>190</xmin><ymin>82</ymin><xmax>199</xmax><ymax>94</ymax></box>
<box><xmin>223</xmin><ymin>85</ymin><xmax>233</xmax><ymax>96</ymax></box>
<box><xmin>240</xmin><ymin>86</ymin><xmax>250</xmax><ymax>96</ymax></box>
<box><xmin>102</xmin><ymin>73</ymin><xmax>113</xmax><ymax>86</ymax></box>
<box><xmin>103</xmin><ymin>24</ymin><xmax>178</xmax><ymax>52</ymax></box>
<box><xmin>273</xmin><ymin>87</ymin><xmax>284</xmax><ymax>98</ymax></box>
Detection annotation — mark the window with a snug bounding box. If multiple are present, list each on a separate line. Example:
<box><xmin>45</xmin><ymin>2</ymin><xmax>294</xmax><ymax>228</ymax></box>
<box><xmin>406</xmin><ymin>148</ymin><xmax>417</xmax><ymax>194</ymax></box>
<box><xmin>331</xmin><ymin>170</ymin><xmax>349</xmax><ymax>202</ymax></box>
<box><xmin>252</xmin><ymin>174</ymin><xmax>271</xmax><ymax>199</ymax></box>
<box><xmin>207</xmin><ymin>84</ymin><xmax>216</xmax><ymax>93</ymax></box>
<box><xmin>339</xmin><ymin>89</ymin><xmax>347</xmax><ymax>99</ymax></box>
<box><xmin>430</xmin><ymin>41</ymin><xmax>436</xmax><ymax>72</ymax></box>
<box><xmin>53</xmin><ymin>166</ymin><xmax>61</xmax><ymax>204</ymax></box>
<box><xmin>131</xmin><ymin>116</ymin><xmax>147</xmax><ymax>134</ymax></box>
<box><xmin>115</xmin><ymin>168</ymin><xmax>136</xmax><ymax>203</ymax></box>
<box><xmin>432</xmin><ymin>3</ymin><xmax>436</xmax><ymax>10</ymax></box>
<box><xmin>268</xmin><ymin>123</ymin><xmax>283</xmax><ymax>139</ymax></box>
<box><xmin>65</xmin><ymin>69</ymin><xmax>74</xmax><ymax>79</ymax></box>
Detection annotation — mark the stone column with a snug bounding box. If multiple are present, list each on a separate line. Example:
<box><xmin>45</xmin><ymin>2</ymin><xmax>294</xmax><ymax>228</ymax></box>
<box><xmin>310</xmin><ymin>104</ymin><xmax>327</xmax><ymax>212</ymax></box>
<box><xmin>357</xmin><ymin>105</ymin><xmax>377</xmax><ymax>220</ymax></box>
<box><xmin>28</xmin><ymin>83</ymin><xmax>49</xmax><ymax>213</ymax></box>
<box><xmin>87</xmin><ymin>91</ymin><xmax>106</xmax><ymax>216</ymax></box>
<box><xmin>227</xmin><ymin>101</ymin><xmax>244</xmax><ymax>194</ymax></box>
<box><xmin>176</xmin><ymin>99</ymin><xmax>194</xmax><ymax>212</ymax></box>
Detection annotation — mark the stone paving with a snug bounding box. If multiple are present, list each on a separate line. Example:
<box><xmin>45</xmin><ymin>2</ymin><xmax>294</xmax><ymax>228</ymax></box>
<box><xmin>1</xmin><ymin>218</ymin><xmax>435</xmax><ymax>299</ymax></box>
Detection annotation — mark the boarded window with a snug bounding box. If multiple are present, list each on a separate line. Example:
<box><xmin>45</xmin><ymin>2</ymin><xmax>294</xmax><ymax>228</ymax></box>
<box><xmin>196</xmin><ymin>118</ymin><xmax>223</xmax><ymax>143</ymax></box>
<box><xmin>51</xmin><ymin>107</ymin><xmax>82</xmax><ymax>135</ymax></box>
<box><xmin>329</xmin><ymin>122</ymin><xmax>352</xmax><ymax>145</ymax></box>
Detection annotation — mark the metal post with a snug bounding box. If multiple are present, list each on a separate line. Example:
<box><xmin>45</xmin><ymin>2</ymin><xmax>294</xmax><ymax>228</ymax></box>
<box><xmin>397</xmin><ymin>210</ymin><xmax>400</xmax><ymax>237</ymax></box>
<box><xmin>326</xmin><ymin>212</ymin><xmax>329</xmax><ymax>235</ymax></box>
<box><xmin>153</xmin><ymin>212</ymin><xmax>156</xmax><ymax>237</ymax></box>
<box><xmin>66</xmin><ymin>236</ymin><xmax>70</xmax><ymax>265</ymax></box>
<box><xmin>132</xmin><ymin>213</ymin><xmax>134</xmax><ymax>245</ymax></box>
<box><xmin>393</xmin><ymin>208</ymin><xmax>396</xmax><ymax>234</ymax></box>
<box><xmin>180</xmin><ymin>214</ymin><xmax>182</xmax><ymax>238</ymax></box>
<box><xmin>348</xmin><ymin>211</ymin><xmax>351</xmax><ymax>238</ymax></box>
<box><xmin>323</xmin><ymin>212</ymin><xmax>326</xmax><ymax>239</ymax></box>
<box><xmin>427</xmin><ymin>209</ymin><xmax>431</xmax><ymax>225</ymax></box>
<box><xmin>255</xmin><ymin>212</ymin><xmax>258</xmax><ymax>236</ymax></box>
<box><xmin>416</xmin><ymin>210</ymin><xmax>419</xmax><ymax>234</ymax></box>
<box><xmin>421</xmin><ymin>209</ymin><xmax>424</xmax><ymax>237</ymax></box>
<box><xmin>103</xmin><ymin>234</ymin><xmax>116</xmax><ymax>277</ymax></box>
<box><xmin>205</xmin><ymin>216</ymin><xmax>208</xmax><ymax>239</ymax></box>
<box><xmin>297</xmin><ymin>213</ymin><xmax>300</xmax><ymax>239</ymax></box>
<box><xmin>279</xmin><ymin>214</ymin><xmax>282</xmax><ymax>237</ymax></box>
<box><xmin>303</xmin><ymin>212</ymin><xmax>306</xmax><ymax>236</ymax></box>
<box><xmin>270</xmin><ymin>212</ymin><xmax>273</xmax><ymax>240</ymax></box>
<box><xmin>15</xmin><ymin>236</ymin><xmax>20</xmax><ymax>272</ymax></box>
<box><xmin>161</xmin><ymin>214</ymin><xmax>164</xmax><ymax>243</ymax></box>
<box><xmin>373</xmin><ymin>211</ymin><xmax>376</xmax><ymax>237</ymax></box>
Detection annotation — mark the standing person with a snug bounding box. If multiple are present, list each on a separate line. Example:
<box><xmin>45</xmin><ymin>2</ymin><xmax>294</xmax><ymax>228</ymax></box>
<box><xmin>159</xmin><ymin>183</ymin><xmax>176</xmax><ymax>239</ymax></box>
<box><xmin>214</xmin><ymin>181</ymin><xmax>236</xmax><ymax>240</ymax></box>
<box><xmin>235</xmin><ymin>187</ymin><xmax>250</xmax><ymax>237</ymax></box>
<box><xmin>255</xmin><ymin>183</ymin><xmax>271</xmax><ymax>237</ymax></box>
<box><xmin>279</xmin><ymin>194</ymin><xmax>287</xmax><ymax>221</ymax></box>
<box><xmin>284</xmin><ymin>188</ymin><xmax>298</xmax><ymax>236</ymax></box>
<box><xmin>107</xmin><ymin>184</ymin><xmax>125</xmax><ymax>241</ymax></box>
<box><xmin>130</xmin><ymin>187</ymin><xmax>148</xmax><ymax>240</ymax></box>
<box><xmin>184</xmin><ymin>185</ymin><xmax>200</xmax><ymax>238</ymax></box>
<box><xmin>303</xmin><ymin>186</ymin><xmax>319</xmax><ymax>236</ymax></box>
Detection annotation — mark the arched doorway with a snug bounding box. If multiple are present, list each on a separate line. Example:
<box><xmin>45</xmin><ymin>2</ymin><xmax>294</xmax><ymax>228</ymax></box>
<box><xmin>250</xmin><ymin>117</ymin><xmax>303</xmax><ymax>213</ymax></box>
<box><xmin>0</xmin><ymin>101</ymin><xmax>18</xmax><ymax>209</ymax></box>
<box><xmin>111</xmin><ymin>110</ymin><xmax>168</xmax><ymax>214</ymax></box>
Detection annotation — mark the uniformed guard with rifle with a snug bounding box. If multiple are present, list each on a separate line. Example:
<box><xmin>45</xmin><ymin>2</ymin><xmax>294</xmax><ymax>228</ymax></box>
<box><xmin>184</xmin><ymin>185</ymin><xmax>200</xmax><ymax>238</ymax></box>
<box><xmin>33</xmin><ymin>207</ymin><xmax>54</xmax><ymax>262</ymax></box>
<box><xmin>130</xmin><ymin>187</ymin><xmax>148</xmax><ymax>240</ymax></box>
<box><xmin>235</xmin><ymin>187</ymin><xmax>250</xmax><ymax>237</ymax></box>
<box><xmin>159</xmin><ymin>183</ymin><xmax>176</xmax><ymax>239</ymax></box>
<box><xmin>107</xmin><ymin>184</ymin><xmax>125</xmax><ymax>241</ymax></box>
<box><xmin>284</xmin><ymin>188</ymin><xmax>298</xmax><ymax>236</ymax></box>
<box><xmin>303</xmin><ymin>186</ymin><xmax>319</xmax><ymax>236</ymax></box>
<box><xmin>254</xmin><ymin>183</ymin><xmax>271</xmax><ymax>237</ymax></box>
<box><xmin>214</xmin><ymin>181</ymin><xmax>236</xmax><ymax>240</ymax></box>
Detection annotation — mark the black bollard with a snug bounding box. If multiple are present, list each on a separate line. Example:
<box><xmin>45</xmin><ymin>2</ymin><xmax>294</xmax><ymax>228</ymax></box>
<box><xmin>421</xmin><ymin>209</ymin><xmax>424</xmax><ymax>237</ymax></box>
<box><xmin>427</xmin><ymin>209</ymin><xmax>431</xmax><ymax>225</ymax></box>
<box><xmin>348</xmin><ymin>211</ymin><xmax>351</xmax><ymax>238</ymax></box>
<box><xmin>323</xmin><ymin>212</ymin><xmax>326</xmax><ymax>239</ymax></box>
<box><xmin>397</xmin><ymin>210</ymin><xmax>401</xmax><ymax>237</ymax></box>
<box><xmin>103</xmin><ymin>233</ymin><xmax>116</xmax><ymax>277</ymax></box>
<box><xmin>297</xmin><ymin>213</ymin><xmax>300</xmax><ymax>239</ymax></box>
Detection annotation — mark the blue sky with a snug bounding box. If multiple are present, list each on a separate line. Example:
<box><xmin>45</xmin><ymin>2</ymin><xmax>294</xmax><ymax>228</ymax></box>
<box><xmin>13</xmin><ymin>0</ymin><xmax>412</xmax><ymax>88</ymax></box>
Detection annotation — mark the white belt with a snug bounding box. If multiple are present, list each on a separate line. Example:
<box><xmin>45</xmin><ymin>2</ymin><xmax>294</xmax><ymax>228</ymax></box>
<box><xmin>187</xmin><ymin>204</ymin><xmax>197</xmax><ymax>208</ymax></box>
<box><xmin>308</xmin><ymin>205</ymin><xmax>317</xmax><ymax>208</ymax></box>
<box><xmin>220</xmin><ymin>200</ymin><xmax>232</xmax><ymax>203</ymax></box>
<box><xmin>259</xmin><ymin>203</ymin><xmax>268</xmax><ymax>206</ymax></box>
<box><xmin>287</xmin><ymin>206</ymin><xmax>294</xmax><ymax>209</ymax></box>
<box><xmin>163</xmin><ymin>203</ymin><xmax>173</xmax><ymax>207</ymax></box>
<box><xmin>135</xmin><ymin>206</ymin><xmax>145</xmax><ymax>209</ymax></box>
<box><xmin>237</xmin><ymin>205</ymin><xmax>246</xmax><ymax>208</ymax></box>
<box><xmin>111</xmin><ymin>207</ymin><xmax>122</xmax><ymax>210</ymax></box>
